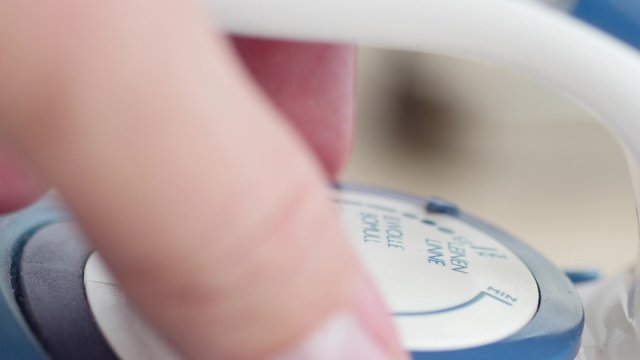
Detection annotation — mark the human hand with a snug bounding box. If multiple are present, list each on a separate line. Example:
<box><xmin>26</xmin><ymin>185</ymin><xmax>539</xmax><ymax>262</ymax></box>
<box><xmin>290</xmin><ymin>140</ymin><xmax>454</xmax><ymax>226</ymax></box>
<box><xmin>0</xmin><ymin>1</ymin><xmax>406</xmax><ymax>359</ymax></box>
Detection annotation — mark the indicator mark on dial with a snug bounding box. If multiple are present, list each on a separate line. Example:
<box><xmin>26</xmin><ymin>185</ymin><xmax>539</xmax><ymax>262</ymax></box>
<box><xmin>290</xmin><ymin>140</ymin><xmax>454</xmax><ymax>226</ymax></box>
<box><xmin>438</xmin><ymin>227</ymin><xmax>455</xmax><ymax>235</ymax></box>
<box><xmin>394</xmin><ymin>288</ymin><xmax>514</xmax><ymax>318</ymax></box>
<box><xmin>367</xmin><ymin>204</ymin><xmax>397</xmax><ymax>213</ymax></box>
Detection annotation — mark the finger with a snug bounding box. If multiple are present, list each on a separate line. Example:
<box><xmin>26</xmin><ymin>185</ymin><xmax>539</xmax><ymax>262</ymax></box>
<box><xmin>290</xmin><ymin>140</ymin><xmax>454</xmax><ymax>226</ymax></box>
<box><xmin>0</xmin><ymin>141</ymin><xmax>45</xmax><ymax>212</ymax></box>
<box><xmin>0</xmin><ymin>1</ymin><xmax>405</xmax><ymax>360</ymax></box>
<box><xmin>0</xmin><ymin>36</ymin><xmax>354</xmax><ymax>213</ymax></box>
<box><xmin>232</xmin><ymin>38</ymin><xmax>355</xmax><ymax>177</ymax></box>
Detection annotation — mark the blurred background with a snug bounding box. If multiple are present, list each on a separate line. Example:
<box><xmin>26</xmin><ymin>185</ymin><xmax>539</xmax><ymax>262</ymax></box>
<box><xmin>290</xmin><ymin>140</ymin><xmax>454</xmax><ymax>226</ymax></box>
<box><xmin>342</xmin><ymin>48</ymin><xmax>638</xmax><ymax>275</ymax></box>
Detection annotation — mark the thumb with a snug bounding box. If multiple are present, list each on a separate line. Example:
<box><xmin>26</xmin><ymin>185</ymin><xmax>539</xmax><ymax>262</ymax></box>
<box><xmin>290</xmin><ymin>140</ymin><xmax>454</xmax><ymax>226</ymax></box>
<box><xmin>0</xmin><ymin>1</ymin><xmax>406</xmax><ymax>359</ymax></box>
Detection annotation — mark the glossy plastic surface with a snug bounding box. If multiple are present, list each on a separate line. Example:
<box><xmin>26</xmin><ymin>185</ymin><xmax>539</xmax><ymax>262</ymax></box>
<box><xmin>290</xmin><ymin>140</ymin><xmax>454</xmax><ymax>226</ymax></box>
<box><xmin>0</xmin><ymin>197</ymin><xmax>68</xmax><ymax>360</ymax></box>
<box><xmin>572</xmin><ymin>0</ymin><xmax>640</xmax><ymax>48</ymax></box>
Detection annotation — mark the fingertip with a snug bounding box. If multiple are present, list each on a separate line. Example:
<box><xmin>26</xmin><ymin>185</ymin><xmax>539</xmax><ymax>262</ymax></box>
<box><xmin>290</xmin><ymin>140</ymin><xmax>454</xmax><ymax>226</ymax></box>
<box><xmin>274</xmin><ymin>274</ymin><xmax>408</xmax><ymax>360</ymax></box>
<box><xmin>349</xmin><ymin>276</ymin><xmax>408</xmax><ymax>359</ymax></box>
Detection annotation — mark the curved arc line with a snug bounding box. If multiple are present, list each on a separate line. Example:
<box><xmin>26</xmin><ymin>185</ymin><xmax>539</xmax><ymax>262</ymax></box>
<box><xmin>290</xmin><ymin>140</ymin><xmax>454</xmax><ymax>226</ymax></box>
<box><xmin>393</xmin><ymin>292</ymin><xmax>487</xmax><ymax>317</ymax></box>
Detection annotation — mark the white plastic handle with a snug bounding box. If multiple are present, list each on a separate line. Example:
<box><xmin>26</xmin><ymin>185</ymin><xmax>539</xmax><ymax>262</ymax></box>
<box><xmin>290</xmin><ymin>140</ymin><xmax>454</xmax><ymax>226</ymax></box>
<box><xmin>210</xmin><ymin>0</ymin><xmax>640</xmax><ymax>162</ymax></box>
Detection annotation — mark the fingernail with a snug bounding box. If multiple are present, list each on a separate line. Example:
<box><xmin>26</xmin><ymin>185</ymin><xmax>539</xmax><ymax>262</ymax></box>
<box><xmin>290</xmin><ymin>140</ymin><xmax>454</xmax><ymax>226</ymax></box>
<box><xmin>274</xmin><ymin>276</ymin><xmax>407</xmax><ymax>360</ymax></box>
<box><xmin>273</xmin><ymin>311</ymin><xmax>391</xmax><ymax>360</ymax></box>
<box><xmin>349</xmin><ymin>275</ymin><xmax>404</xmax><ymax>357</ymax></box>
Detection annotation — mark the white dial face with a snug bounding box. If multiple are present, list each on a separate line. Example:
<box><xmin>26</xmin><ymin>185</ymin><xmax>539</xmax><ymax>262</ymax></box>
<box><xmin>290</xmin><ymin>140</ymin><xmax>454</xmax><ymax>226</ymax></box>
<box><xmin>336</xmin><ymin>188</ymin><xmax>539</xmax><ymax>351</ymax></box>
<box><xmin>84</xmin><ymin>188</ymin><xmax>540</xmax><ymax>357</ymax></box>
